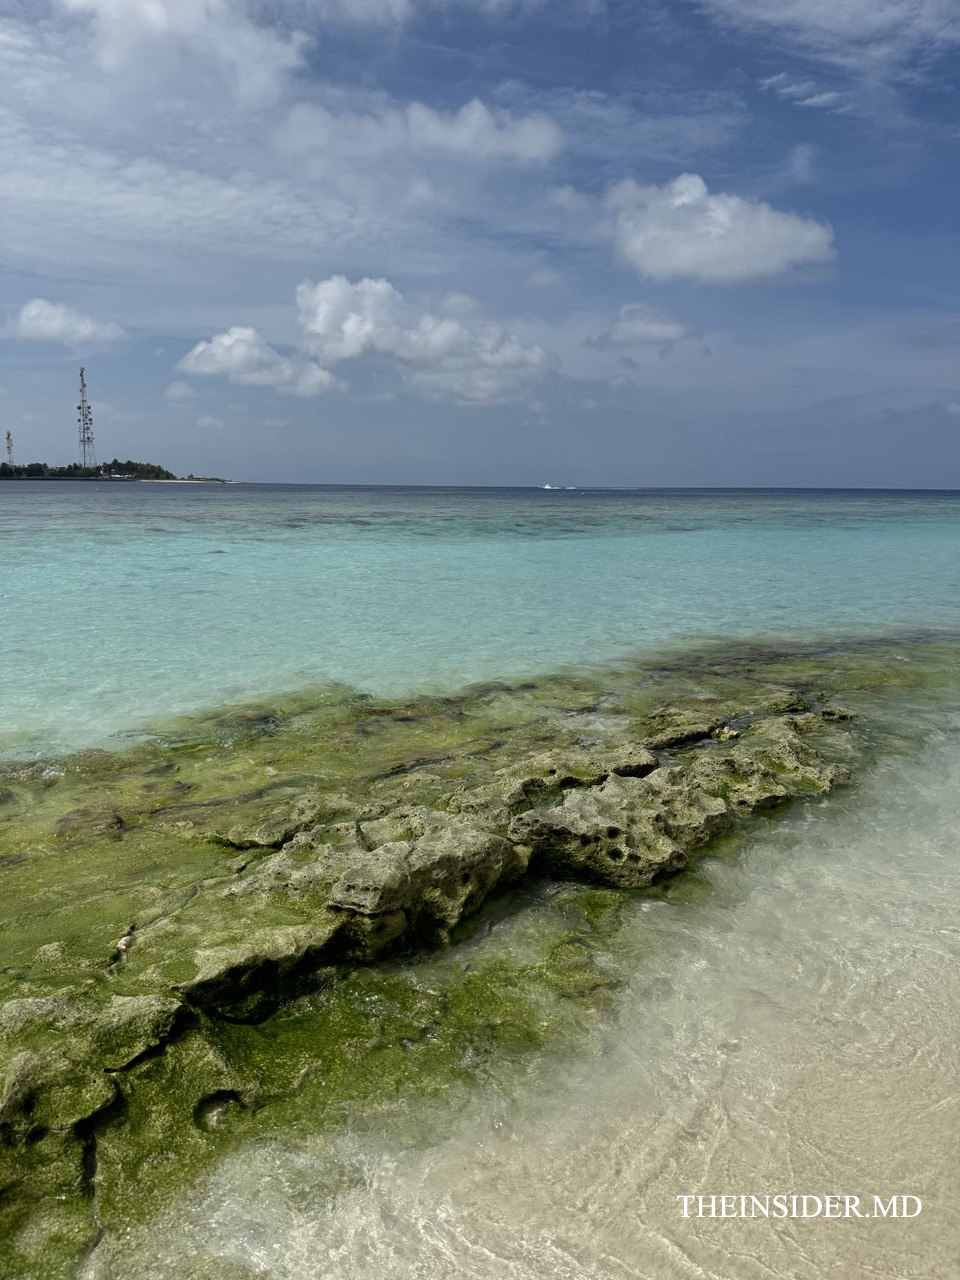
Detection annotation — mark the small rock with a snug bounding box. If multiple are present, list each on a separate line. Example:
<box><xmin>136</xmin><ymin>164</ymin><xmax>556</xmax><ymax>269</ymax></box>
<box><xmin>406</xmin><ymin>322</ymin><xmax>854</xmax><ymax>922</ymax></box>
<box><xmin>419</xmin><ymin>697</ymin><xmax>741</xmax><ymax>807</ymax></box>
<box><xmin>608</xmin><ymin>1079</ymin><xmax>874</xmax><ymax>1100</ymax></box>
<box><xmin>54</xmin><ymin>809</ymin><xmax>128</xmax><ymax>840</ymax></box>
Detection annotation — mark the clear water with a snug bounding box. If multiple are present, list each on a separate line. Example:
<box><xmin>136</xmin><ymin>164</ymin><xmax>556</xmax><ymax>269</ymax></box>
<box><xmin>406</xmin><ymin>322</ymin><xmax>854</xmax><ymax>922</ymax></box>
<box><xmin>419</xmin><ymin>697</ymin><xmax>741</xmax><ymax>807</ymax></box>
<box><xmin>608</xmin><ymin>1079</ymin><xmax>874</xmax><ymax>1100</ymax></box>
<box><xmin>84</xmin><ymin>696</ymin><xmax>960</xmax><ymax>1279</ymax></box>
<box><xmin>1</xmin><ymin>483</ymin><xmax>958</xmax><ymax>758</ymax></box>
<box><xmin>4</xmin><ymin>483</ymin><xmax>959</xmax><ymax>1277</ymax></box>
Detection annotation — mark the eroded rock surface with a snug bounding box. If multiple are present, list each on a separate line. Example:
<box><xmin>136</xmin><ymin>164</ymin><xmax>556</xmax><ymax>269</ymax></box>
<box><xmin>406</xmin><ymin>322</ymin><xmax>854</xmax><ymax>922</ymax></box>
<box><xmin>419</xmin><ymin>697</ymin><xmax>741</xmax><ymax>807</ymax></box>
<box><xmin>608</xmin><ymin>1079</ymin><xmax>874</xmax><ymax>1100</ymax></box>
<box><xmin>0</xmin><ymin>650</ymin><xmax>878</xmax><ymax>1278</ymax></box>
<box><xmin>89</xmin><ymin>711</ymin><xmax>850</xmax><ymax>1014</ymax></box>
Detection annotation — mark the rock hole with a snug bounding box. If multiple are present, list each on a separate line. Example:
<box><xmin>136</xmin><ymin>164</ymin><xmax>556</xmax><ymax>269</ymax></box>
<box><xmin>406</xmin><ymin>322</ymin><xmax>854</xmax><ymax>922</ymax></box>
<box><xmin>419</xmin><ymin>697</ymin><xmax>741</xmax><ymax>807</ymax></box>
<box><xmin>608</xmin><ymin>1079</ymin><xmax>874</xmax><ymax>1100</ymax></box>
<box><xmin>193</xmin><ymin>1090</ymin><xmax>243</xmax><ymax>1132</ymax></box>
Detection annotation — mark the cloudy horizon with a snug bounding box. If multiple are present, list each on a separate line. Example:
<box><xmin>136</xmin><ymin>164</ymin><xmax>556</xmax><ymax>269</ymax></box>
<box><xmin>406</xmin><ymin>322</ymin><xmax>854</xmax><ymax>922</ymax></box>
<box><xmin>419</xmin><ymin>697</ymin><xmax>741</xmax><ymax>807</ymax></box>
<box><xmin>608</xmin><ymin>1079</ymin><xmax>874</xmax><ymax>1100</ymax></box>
<box><xmin>1</xmin><ymin>0</ymin><xmax>958</xmax><ymax>485</ymax></box>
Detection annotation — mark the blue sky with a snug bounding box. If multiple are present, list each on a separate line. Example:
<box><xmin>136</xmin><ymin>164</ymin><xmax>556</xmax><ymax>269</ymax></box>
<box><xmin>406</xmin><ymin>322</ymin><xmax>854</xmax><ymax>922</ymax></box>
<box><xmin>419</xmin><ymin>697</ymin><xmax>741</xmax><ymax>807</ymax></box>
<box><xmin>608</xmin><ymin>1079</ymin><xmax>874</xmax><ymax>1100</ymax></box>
<box><xmin>1</xmin><ymin>0</ymin><xmax>958</xmax><ymax>484</ymax></box>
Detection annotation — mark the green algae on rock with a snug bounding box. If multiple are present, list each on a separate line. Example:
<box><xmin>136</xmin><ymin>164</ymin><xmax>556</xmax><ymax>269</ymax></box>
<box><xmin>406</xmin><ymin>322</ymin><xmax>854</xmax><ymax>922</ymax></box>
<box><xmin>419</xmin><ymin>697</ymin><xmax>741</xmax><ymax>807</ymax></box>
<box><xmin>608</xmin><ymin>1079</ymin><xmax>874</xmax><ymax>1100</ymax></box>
<box><xmin>3</xmin><ymin>635</ymin><xmax>956</xmax><ymax>1279</ymax></box>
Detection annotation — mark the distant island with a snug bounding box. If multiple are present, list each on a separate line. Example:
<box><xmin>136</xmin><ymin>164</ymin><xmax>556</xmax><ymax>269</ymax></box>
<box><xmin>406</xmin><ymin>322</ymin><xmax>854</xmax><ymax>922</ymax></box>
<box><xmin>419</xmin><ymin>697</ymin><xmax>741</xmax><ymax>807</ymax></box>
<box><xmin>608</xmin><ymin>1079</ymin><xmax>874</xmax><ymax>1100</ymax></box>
<box><xmin>0</xmin><ymin>458</ymin><xmax>226</xmax><ymax>482</ymax></box>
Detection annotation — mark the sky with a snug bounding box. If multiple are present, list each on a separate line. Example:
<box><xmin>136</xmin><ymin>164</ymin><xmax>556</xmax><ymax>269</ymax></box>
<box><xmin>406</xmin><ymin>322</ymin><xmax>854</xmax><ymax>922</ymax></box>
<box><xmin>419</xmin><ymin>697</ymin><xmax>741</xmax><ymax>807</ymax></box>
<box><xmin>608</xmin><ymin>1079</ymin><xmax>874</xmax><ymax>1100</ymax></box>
<box><xmin>1</xmin><ymin>0</ymin><xmax>959</xmax><ymax>486</ymax></box>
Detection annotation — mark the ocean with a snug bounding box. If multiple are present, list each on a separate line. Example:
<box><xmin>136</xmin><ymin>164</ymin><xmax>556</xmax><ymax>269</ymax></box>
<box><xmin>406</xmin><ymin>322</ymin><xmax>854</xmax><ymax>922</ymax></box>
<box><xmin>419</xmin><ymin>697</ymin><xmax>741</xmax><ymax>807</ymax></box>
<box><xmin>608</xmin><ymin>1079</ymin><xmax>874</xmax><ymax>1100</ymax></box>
<box><xmin>2</xmin><ymin>482</ymin><xmax>959</xmax><ymax>1279</ymax></box>
<box><xmin>2</xmin><ymin>482</ymin><xmax>959</xmax><ymax>758</ymax></box>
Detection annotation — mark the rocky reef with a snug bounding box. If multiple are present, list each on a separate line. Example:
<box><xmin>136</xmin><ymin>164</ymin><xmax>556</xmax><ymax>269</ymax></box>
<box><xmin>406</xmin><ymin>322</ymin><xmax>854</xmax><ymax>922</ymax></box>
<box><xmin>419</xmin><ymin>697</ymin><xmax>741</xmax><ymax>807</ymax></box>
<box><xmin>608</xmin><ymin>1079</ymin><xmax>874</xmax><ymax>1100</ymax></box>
<box><xmin>5</xmin><ymin>635</ymin><xmax>951</xmax><ymax>1278</ymax></box>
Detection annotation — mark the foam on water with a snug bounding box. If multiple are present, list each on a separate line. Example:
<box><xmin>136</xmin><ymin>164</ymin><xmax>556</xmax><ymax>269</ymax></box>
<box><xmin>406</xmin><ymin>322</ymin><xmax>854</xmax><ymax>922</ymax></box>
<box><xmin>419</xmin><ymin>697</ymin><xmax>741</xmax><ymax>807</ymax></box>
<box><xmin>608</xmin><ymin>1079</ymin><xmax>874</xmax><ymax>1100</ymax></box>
<box><xmin>82</xmin><ymin>698</ymin><xmax>960</xmax><ymax>1279</ymax></box>
<box><xmin>1</xmin><ymin>484</ymin><xmax>959</xmax><ymax>757</ymax></box>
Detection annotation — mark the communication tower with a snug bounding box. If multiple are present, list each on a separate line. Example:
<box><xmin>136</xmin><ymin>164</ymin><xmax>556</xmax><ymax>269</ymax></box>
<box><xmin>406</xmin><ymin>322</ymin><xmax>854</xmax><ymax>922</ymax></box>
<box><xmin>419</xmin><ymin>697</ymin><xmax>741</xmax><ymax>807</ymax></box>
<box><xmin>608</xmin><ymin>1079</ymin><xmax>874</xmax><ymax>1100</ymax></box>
<box><xmin>77</xmin><ymin>368</ymin><xmax>96</xmax><ymax>469</ymax></box>
<box><xmin>5</xmin><ymin>432</ymin><xmax>11</xmax><ymax>466</ymax></box>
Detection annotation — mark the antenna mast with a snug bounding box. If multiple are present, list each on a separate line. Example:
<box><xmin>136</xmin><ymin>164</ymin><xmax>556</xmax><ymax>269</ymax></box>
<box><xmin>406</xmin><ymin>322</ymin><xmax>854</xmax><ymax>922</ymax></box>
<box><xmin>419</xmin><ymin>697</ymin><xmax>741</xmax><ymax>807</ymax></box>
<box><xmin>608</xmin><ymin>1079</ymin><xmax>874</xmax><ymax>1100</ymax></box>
<box><xmin>77</xmin><ymin>368</ymin><xmax>96</xmax><ymax>469</ymax></box>
<box><xmin>4</xmin><ymin>432</ymin><xmax>12</xmax><ymax>466</ymax></box>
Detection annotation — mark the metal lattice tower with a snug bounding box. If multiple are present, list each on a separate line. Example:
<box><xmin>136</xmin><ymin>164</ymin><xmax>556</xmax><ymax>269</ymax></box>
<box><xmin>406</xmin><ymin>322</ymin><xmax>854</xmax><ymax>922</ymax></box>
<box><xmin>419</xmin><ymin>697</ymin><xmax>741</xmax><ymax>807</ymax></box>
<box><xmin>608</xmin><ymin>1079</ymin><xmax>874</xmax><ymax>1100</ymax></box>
<box><xmin>77</xmin><ymin>368</ymin><xmax>96</xmax><ymax>469</ymax></box>
<box><xmin>4</xmin><ymin>432</ymin><xmax>11</xmax><ymax>466</ymax></box>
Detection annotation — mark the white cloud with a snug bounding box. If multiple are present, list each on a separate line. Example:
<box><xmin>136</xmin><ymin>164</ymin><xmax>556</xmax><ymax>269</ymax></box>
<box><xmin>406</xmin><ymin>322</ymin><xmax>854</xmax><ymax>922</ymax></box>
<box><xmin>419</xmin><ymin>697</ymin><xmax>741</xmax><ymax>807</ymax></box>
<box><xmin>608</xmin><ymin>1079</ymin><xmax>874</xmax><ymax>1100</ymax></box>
<box><xmin>604</xmin><ymin>173</ymin><xmax>835</xmax><ymax>284</ymax></box>
<box><xmin>164</xmin><ymin>380</ymin><xmax>196</xmax><ymax>401</ymax></box>
<box><xmin>296</xmin><ymin>277</ymin><xmax>406</xmax><ymax>362</ymax></box>
<box><xmin>182</xmin><ymin>276</ymin><xmax>555</xmax><ymax>406</ymax></box>
<box><xmin>783</xmin><ymin>142</ymin><xmax>819</xmax><ymax>184</ymax></box>
<box><xmin>588</xmin><ymin>303</ymin><xmax>690</xmax><ymax>347</ymax></box>
<box><xmin>11</xmin><ymin>298</ymin><xmax>124</xmax><ymax>346</ymax></box>
<box><xmin>280</xmin><ymin>98</ymin><xmax>563</xmax><ymax>164</ymax></box>
<box><xmin>945</xmin><ymin>402</ymin><xmax>960</xmax><ymax>417</ymax></box>
<box><xmin>57</xmin><ymin>0</ymin><xmax>305</xmax><ymax>101</ymax></box>
<box><xmin>177</xmin><ymin>327</ymin><xmax>338</xmax><ymax>396</ymax></box>
<box><xmin>392</xmin><ymin>317</ymin><xmax>557</xmax><ymax>403</ymax></box>
<box><xmin>405</xmin><ymin>99</ymin><xmax>563</xmax><ymax>160</ymax></box>
<box><xmin>0</xmin><ymin>110</ymin><xmax>362</xmax><ymax>288</ymax></box>
<box><xmin>700</xmin><ymin>0</ymin><xmax>960</xmax><ymax>71</ymax></box>
<box><xmin>296</xmin><ymin>275</ymin><xmax>556</xmax><ymax>403</ymax></box>
<box><xmin>196</xmin><ymin>414</ymin><xmax>225</xmax><ymax>429</ymax></box>
<box><xmin>761</xmin><ymin>73</ymin><xmax>844</xmax><ymax>110</ymax></box>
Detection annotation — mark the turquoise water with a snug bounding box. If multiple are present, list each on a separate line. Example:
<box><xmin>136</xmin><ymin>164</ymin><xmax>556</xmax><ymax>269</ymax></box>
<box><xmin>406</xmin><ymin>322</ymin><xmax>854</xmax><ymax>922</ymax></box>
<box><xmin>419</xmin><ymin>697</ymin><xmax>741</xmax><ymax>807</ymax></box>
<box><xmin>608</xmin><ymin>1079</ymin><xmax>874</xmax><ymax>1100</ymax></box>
<box><xmin>5</xmin><ymin>482</ymin><xmax>960</xmax><ymax>1279</ymax></box>
<box><xmin>1</xmin><ymin>483</ymin><xmax>958</xmax><ymax>757</ymax></box>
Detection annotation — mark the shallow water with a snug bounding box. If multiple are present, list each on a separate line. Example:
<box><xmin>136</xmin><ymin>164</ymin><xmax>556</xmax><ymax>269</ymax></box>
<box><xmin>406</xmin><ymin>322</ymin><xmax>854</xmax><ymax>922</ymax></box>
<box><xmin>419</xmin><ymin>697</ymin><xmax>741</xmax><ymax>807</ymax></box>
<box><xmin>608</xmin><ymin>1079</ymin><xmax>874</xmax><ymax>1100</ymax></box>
<box><xmin>2</xmin><ymin>484</ymin><xmax>959</xmax><ymax>756</ymax></box>
<box><xmin>83</xmin><ymin>691</ymin><xmax>960</xmax><ymax>1279</ymax></box>
<box><xmin>3</xmin><ymin>485</ymin><xmax>959</xmax><ymax>1278</ymax></box>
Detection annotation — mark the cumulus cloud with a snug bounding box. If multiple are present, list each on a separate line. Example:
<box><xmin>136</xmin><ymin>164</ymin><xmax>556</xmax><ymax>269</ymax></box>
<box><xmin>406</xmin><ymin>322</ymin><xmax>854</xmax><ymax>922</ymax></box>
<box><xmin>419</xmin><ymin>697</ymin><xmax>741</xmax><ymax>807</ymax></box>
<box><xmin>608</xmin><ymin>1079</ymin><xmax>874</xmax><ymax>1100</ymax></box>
<box><xmin>296</xmin><ymin>277</ymin><xmax>406</xmax><ymax>362</ymax></box>
<box><xmin>280</xmin><ymin>98</ymin><xmax>563</xmax><ymax>164</ymax></box>
<box><xmin>587</xmin><ymin>302</ymin><xmax>690</xmax><ymax>348</ymax></box>
<box><xmin>404</xmin><ymin>99</ymin><xmax>562</xmax><ymax>160</ymax></box>
<box><xmin>177</xmin><ymin>327</ymin><xmax>337</xmax><ymax>396</ymax></box>
<box><xmin>392</xmin><ymin>318</ymin><xmax>557</xmax><ymax>403</ymax></box>
<box><xmin>179</xmin><ymin>276</ymin><xmax>556</xmax><ymax>406</ymax></box>
<box><xmin>296</xmin><ymin>275</ymin><xmax>556</xmax><ymax>403</ymax></box>
<box><xmin>604</xmin><ymin>173</ymin><xmax>834</xmax><ymax>283</ymax></box>
<box><xmin>12</xmin><ymin>298</ymin><xmax>124</xmax><ymax>346</ymax></box>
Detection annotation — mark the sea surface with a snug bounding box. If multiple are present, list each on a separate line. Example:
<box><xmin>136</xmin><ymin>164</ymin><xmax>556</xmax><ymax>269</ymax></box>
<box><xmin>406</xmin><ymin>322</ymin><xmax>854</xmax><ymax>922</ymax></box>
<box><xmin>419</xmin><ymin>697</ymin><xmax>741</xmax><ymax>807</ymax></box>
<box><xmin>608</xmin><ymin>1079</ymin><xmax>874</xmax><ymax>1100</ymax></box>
<box><xmin>1</xmin><ymin>482</ymin><xmax>958</xmax><ymax>758</ymax></box>
<box><xmin>3</xmin><ymin>483</ymin><xmax>960</xmax><ymax>1278</ymax></box>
